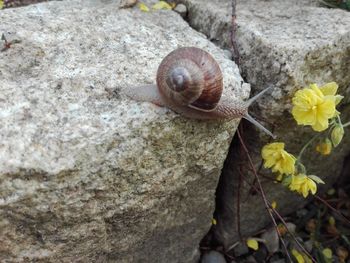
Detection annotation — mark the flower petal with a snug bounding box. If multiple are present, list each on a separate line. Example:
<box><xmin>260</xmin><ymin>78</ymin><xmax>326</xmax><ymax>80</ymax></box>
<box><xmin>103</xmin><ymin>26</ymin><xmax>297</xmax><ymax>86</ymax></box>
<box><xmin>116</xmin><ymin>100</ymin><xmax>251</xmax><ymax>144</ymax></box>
<box><xmin>320</xmin><ymin>82</ymin><xmax>338</xmax><ymax>96</ymax></box>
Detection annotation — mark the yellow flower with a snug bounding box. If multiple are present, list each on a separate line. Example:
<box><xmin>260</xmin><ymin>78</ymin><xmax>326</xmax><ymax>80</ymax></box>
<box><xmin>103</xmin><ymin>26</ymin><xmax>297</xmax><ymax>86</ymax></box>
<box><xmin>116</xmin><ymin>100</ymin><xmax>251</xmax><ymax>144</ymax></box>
<box><xmin>331</xmin><ymin>125</ymin><xmax>344</xmax><ymax>147</ymax></box>
<box><xmin>319</xmin><ymin>82</ymin><xmax>343</xmax><ymax>106</ymax></box>
<box><xmin>288</xmin><ymin>174</ymin><xmax>323</xmax><ymax>198</ymax></box>
<box><xmin>262</xmin><ymin>143</ymin><xmax>296</xmax><ymax>175</ymax></box>
<box><xmin>316</xmin><ymin>138</ymin><xmax>332</xmax><ymax>155</ymax></box>
<box><xmin>292</xmin><ymin>83</ymin><xmax>341</xmax><ymax>131</ymax></box>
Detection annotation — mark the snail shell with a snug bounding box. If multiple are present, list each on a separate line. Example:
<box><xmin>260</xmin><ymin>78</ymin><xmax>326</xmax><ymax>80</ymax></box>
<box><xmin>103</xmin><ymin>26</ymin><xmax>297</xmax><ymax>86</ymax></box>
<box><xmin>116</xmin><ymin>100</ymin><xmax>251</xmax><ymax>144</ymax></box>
<box><xmin>156</xmin><ymin>47</ymin><xmax>223</xmax><ymax>112</ymax></box>
<box><xmin>124</xmin><ymin>47</ymin><xmax>275</xmax><ymax>138</ymax></box>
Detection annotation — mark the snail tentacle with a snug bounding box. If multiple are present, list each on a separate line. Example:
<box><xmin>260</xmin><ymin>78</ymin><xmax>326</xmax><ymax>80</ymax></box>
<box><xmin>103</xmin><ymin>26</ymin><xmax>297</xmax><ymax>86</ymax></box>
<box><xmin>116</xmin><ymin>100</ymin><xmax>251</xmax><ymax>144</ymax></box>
<box><xmin>243</xmin><ymin>113</ymin><xmax>276</xmax><ymax>139</ymax></box>
<box><xmin>242</xmin><ymin>87</ymin><xmax>275</xmax><ymax>138</ymax></box>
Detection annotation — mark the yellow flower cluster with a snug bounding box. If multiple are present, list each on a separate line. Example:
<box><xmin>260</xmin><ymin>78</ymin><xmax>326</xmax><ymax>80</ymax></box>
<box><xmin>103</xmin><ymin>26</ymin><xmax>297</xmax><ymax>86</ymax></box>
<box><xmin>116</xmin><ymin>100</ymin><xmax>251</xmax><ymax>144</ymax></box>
<box><xmin>262</xmin><ymin>143</ymin><xmax>324</xmax><ymax>198</ymax></box>
<box><xmin>259</xmin><ymin>82</ymin><xmax>345</xmax><ymax>198</ymax></box>
<box><xmin>292</xmin><ymin>82</ymin><xmax>342</xmax><ymax>132</ymax></box>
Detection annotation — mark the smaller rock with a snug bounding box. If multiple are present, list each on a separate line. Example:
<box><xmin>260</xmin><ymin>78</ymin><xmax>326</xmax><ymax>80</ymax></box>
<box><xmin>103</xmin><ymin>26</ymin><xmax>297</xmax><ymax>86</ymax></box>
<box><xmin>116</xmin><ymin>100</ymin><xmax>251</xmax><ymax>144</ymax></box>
<box><xmin>245</xmin><ymin>255</ymin><xmax>257</xmax><ymax>263</ymax></box>
<box><xmin>269</xmin><ymin>257</ymin><xmax>286</xmax><ymax>263</ymax></box>
<box><xmin>117</xmin><ymin>0</ymin><xmax>137</xmax><ymax>8</ymax></box>
<box><xmin>232</xmin><ymin>242</ymin><xmax>249</xmax><ymax>257</ymax></box>
<box><xmin>174</xmin><ymin>3</ymin><xmax>187</xmax><ymax>17</ymax></box>
<box><xmin>252</xmin><ymin>245</ymin><xmax>268</xmax><ymax>262</ymax></box>
<box><xmin>201</xmin><ymin>251</ymin><xmax>227</xmax><ymax>263</ymax></box>
<box><xmin>304</xmin><ymin>240</ymin><xmax>313</xmax><ymax>253</ymax></box>
<box><xmin>222</xmin><ymin>49</ymin><xmax>232</xmax><ymax>60</ymax></box>
<box><xmin>285</xmin><ymin>222</ymin><xmax>296</xmax><ymax>234</ymax></box>
<box><xmin>261</xmin><ymin>227</ymin><xmax>279</xmax><ymax>254</ymax></box>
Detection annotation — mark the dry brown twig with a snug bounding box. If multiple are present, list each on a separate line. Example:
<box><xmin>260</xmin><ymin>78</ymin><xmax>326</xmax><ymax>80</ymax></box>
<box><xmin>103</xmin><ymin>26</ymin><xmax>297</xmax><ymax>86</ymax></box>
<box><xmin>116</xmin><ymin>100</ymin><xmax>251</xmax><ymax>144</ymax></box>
<box><xmin>231</xmin><ymin>0</ymin><xmax>240</xmax><ymax>66</ymax></box>
<box><xmin>237</xmin><ymin>129</ymin><xmax>295</xmax><ymax>263</ymax></box>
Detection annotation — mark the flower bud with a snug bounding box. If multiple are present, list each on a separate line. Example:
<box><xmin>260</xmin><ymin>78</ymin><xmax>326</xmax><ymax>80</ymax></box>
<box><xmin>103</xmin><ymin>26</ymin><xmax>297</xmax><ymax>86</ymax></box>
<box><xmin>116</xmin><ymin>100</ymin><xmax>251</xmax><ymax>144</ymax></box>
<box><xmin>316</xmin><ymin>139</ymin><xmax>332</xmax><ymax>155</ymax></box>
<box><xmin>331</xmin><ymin>125</ymin><xmax>344</xmax><ymax>147</ymax></box>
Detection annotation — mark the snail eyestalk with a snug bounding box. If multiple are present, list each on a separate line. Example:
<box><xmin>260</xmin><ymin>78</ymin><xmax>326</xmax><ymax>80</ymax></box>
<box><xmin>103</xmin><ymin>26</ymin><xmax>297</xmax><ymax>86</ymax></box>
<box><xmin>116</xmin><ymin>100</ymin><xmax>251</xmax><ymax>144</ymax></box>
<box><xmin>243</xmin><ymin>87</ymin><xmax>276</xmax><ymax>139</ymax></box>
<box><xmin>243</xmin><ymin>113</ymin><xmax>276</xmax><ymax>139</ymax></box>
<box><xmin>245</xmin><ymin>86</ymin><xmax>272</xmax><ymax>107</ymax></box>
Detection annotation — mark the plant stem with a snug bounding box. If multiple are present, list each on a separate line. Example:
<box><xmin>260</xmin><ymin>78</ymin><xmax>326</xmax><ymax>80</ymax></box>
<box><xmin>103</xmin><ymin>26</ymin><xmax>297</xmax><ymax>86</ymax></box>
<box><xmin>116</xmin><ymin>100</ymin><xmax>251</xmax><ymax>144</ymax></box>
<box><xmin>297</xmin><ymin>134</ymin><xmax>321</xmax><ymax>163</ymax></box>
<box><xmin>342</xmin><ymin>121</ymin><xmax>350</xmax><ymax>128</ymax></box>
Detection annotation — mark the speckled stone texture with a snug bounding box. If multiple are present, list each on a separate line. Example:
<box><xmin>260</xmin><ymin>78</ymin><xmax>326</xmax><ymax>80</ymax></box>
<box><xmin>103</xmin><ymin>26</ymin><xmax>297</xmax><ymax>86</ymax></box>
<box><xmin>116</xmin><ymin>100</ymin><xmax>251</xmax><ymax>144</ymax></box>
<box><xmin>0</xmin><ymin>1</ymin><xmax>249</xmax><ymax>262</ymax></box>
<box><xmin>175</xmin><ymin>0</ymin><xmax>350</xmax><ymax>248</ymax></box>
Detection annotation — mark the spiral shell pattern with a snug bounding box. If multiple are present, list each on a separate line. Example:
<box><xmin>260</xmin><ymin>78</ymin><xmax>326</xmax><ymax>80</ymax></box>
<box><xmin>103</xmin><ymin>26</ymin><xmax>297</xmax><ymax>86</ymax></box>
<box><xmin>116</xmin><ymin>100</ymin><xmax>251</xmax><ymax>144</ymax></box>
<box><xmin>156</xmin><ymin>47</ymin><xmax>223</xmax><ymax>111</ymax></box>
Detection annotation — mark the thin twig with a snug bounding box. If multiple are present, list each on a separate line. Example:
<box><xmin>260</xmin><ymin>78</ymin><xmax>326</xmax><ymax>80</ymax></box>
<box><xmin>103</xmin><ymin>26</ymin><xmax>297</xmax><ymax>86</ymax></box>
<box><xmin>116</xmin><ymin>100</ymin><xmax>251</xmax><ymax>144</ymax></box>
<box><xmin>237</xmin><ymin>167</ymin><xmax>243</xmax><ymax>240</ymax></box>
<box><xmin>238</xmin><ymin>167</ymin><xmax>317</xmax><ymax>262</ymax></box>
<box><xmin>249</xmin><ymin>123</ymin><xmax>276</xmax><ymax>192</ymax></box>
<box><xmin>238</xmin><ymin>168</ymin><xmax>317</xmax><ymax>262</ymax></box>
<box><xmin>315</xmin><ymin>195</ymin><xmax>350</xmax><ymax>225</ymax></box>
<box><xmin>272</xmin><ymin>207</ymin><xmax>316</xmax><ymax>262</ymax></box>
<box><xmin>237</xmin><ymin>130</ymin><xmax>293</xmax><ymax>263</ymax></box>
<box><xmin>230</xmin><ymin>0</ymin><xmax>240</xmax><ymax>66</ymax></box>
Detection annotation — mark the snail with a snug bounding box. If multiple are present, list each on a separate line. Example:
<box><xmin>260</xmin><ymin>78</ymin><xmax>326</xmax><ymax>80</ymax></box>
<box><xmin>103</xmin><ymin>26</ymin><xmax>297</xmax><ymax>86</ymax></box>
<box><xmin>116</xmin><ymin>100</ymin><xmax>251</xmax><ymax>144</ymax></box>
<box><xmin>124</xmin><ymin>47</ymin><xmax>275</xmax><ymax>138</ymax></box>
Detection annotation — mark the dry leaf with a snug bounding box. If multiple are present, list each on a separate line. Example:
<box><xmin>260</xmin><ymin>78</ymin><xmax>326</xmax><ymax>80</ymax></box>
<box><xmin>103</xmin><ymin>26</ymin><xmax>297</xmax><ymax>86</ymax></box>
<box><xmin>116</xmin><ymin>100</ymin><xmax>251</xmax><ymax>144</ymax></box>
<box><xmin>305</xmin><ymin>219</ymin><xmax>316</xmax><ymax>233</ymax></box>
<box><xmin>322</xmin><ymin>248</ymin><xmax>333</xmax><ymax>259</ymax></box>
<box><xmin>326</xmin><ymin>223</ymin><xmax>339</xmax><ymax>236</ymax></box>
<box><xmin>246</xmin><ymin>238</ymin><xmax>259</xmax><ymax>251</ymax></box>
<box><xmin>152</xmin><ymin>1</ymin><xmax>172</xmax><ymax>10</ymax></box>
<box><xmin>271</xmin><ymin>201</ymin><xmax>277</xmax><ymax>209</ymax></box>
<box><xmin>336</xmin><ymin>246</ymin><xmax>348</xmax><ymax>263</ymax></box>
<box><xmin>138</xmin><ymin>2</ymin><xmax>150</xmax><ymax>12</ymax></box>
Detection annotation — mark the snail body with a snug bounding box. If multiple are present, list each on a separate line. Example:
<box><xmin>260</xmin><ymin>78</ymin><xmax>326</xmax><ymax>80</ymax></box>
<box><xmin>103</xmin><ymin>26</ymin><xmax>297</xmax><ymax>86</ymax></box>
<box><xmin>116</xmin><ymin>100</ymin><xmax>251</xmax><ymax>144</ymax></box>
<box><xmin>125</xmin><ymin>47</ymin><xmax>274</xmax><ymax>138</ymax></box>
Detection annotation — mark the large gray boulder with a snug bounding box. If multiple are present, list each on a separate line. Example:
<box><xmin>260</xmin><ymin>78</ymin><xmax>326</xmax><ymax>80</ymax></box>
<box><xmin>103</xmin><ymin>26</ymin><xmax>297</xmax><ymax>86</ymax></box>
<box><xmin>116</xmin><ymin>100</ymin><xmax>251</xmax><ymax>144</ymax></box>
<box><xmin>176</xmin><ymin>0</ymin><xmax>350</xmax><ymax>248</ymax></box>
<box><xmin>0</xmin><ymin>1</ymin><xmax>248</xmax><ymax>262</ymax></box>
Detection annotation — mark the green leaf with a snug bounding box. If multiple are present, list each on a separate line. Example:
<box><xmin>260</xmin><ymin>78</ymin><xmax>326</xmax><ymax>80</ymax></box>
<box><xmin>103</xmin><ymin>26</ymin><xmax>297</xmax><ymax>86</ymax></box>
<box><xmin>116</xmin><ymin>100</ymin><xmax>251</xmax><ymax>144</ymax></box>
<box><xmin>282</xmin><ymin>175</ymin><xmax>292</xmax><ymax>186</ymax></box>
<box><xmin>308</xmin><ymin>175</ymin><xmax>325</xmax><ymax>184</ymax></box>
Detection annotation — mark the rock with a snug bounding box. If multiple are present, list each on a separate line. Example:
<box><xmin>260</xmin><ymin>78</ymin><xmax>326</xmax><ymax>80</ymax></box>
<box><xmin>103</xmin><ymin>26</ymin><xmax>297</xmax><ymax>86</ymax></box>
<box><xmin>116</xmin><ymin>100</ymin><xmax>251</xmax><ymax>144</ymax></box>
<box><xmin>174</xmin><ymin>3</ymin><xmax>187</xmax><ymax>18</ymax></box>
<box><xmin>232</xmin><ymin>242</ymin><xmax>249</xmax><ymax>257</ymax></box>
<box><xmin>2</xmin><ymin>0</ymin><xmax>49</xmax><ymax>9</ymax></box>
<box><xmin>201</xmin><ymin>251</ymin><xmax>227</xmax><ymax>263</ymax></box>
<box><xmin>2</xmin><ymin>0</ymin><xmax>138</xmax><ymax>9</ymax></box>
<box><xmin>0</xmin><ymin>0</ymin><xmax>249</xmax><ymax>262</ymax></box>
<box><xmin>269</xmin><ymin>258</ymin><xmax>286</xmax><ymax>263</ymax></box>
<box><xmin>261</xmin><ymin>227</ymin><xmax>279</xmax><ymax>254</ymax></box>
<box><xmin>245</xmin><ymin>255</ymin><xmax>258</xmax><ymax>263</ymax></box>
<box><xmin>175</xmin><ymin>0</ymin><xmax>350</xmax><ymax>248</ymax></box>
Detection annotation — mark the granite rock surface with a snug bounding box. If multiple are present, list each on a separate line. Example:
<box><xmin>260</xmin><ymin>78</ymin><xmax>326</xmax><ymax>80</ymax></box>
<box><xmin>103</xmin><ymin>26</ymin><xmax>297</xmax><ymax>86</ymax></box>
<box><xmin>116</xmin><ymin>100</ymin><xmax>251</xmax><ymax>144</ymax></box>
<box><xmin>0</xmin><ymin>1</ymin><xmax>248</xmax><ymax>262</ymax></box>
